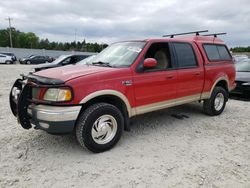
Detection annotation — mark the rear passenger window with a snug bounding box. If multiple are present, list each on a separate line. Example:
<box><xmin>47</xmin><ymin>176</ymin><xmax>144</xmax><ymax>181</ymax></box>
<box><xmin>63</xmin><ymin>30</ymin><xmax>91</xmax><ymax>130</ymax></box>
<box><xmin>203</xmin><ymin>45</ymin><xmax>220</xmax><ymax>60</ymax></box>
<box><xmin>203</xmin><ymin>44</ymin><xmax>231</xmax><ymax>61</ymax></box>
<box><xmin>217</xmin><ymin>45</ymin><xmax>231</xmax><ymax>60</ymax></box>
<box><xmin>173</xmin><ymin>43</ymin><xmax>197</xmax><ymax>68</ymax></box>
<box><xmin>77</xmin><ymin>56</ymin><xmax>86</xmax><ymax>61</ymax></box>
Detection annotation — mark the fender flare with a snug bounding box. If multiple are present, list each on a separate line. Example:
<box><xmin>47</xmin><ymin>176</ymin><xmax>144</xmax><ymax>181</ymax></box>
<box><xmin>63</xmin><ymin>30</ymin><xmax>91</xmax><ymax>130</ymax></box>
<box><xmin>79</xmin><ymin>90</ymin><xmax>134</xmax><ymax>117</ymax></box>
<box><xmin>201</xmin><ymin>76</ymin><xmax>229</xmax><ymax>99</ymax></box>
<box><xmin>210</xmin><ymin>76</ymin><xmax>229</xmax><ymax>95</ymax></box>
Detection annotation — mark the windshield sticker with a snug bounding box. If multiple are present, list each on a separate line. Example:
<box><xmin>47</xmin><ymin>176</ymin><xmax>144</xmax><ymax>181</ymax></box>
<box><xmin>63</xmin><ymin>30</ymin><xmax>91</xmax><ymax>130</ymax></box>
<box><xmin>127</xmin><ymin>47</ymin><xmax>142</xmax><ymax>53</ymax></box>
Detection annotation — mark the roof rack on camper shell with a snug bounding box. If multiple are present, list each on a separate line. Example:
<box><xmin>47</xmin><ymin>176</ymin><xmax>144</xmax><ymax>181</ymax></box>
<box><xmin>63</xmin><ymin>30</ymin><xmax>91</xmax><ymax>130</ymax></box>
<box><xmin>162</xmin><ymin>30</ymin><xmax>208</xmax><ymax>38</ymax></box>
<box><xmin>162</xmin><ymin>30</ymin><xmax>227</xmax><ymax>38</ymax></box>
<box><xmin>203</xmin><ymin>32</ymin><xmax>227</xmax><ymax>37</ymax></box>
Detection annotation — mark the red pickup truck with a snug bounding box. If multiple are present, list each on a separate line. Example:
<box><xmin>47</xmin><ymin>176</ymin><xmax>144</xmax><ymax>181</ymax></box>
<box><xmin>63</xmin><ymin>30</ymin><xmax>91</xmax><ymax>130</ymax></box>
<box><xmin>10</xmin><ymin>31</ymin><xmax>235</xmax><ymax>152</ymax></box>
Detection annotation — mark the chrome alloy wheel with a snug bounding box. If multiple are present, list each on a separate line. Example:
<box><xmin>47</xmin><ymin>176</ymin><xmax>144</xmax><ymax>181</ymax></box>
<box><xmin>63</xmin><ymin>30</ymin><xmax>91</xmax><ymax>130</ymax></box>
<box><xmin>214</xmin><ymin>93</ymin><xmax>225</xmax><ymax>111</ymax></box>
<box><xmin>91</xmin><ymin>115</ymin><xmax>118</xmax><ymax>144</ymax></box>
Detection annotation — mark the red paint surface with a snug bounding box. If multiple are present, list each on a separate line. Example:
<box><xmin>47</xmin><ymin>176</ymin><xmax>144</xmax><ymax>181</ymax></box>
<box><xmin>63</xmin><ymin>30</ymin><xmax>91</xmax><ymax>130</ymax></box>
<box><xmin>34</xmin><ymin>36</ymin><xmax>235</xmax><ymax>108</ymax></box>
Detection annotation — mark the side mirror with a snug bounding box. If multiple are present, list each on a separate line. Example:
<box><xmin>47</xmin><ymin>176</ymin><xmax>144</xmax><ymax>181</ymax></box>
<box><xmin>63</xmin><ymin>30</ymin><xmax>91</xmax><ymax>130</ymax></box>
<box><xmin>143</xmin><ymin>58</ymin><xmax>157</xmax><ymax>68</ymax></box>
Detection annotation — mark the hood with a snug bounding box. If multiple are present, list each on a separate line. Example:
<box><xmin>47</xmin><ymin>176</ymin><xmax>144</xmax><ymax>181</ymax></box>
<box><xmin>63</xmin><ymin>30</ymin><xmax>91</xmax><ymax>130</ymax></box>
<box><xmin>236</xmin><ymin>71</ymin><xmax>250</xmax><ymax>82</ymax></box>
<box><xmin>33</xmin><ymin>64</ymin><xmax>113</xmax><ymax>82</ymax></box>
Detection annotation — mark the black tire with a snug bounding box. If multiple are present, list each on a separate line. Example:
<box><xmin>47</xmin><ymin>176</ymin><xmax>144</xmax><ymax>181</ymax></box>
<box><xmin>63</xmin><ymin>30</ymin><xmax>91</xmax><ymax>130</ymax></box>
<box><xmin>76</xmin><ymin>103</ymin><xmax>124</xmax><ymax>153</ymax></box>
<box><xmin>26</xmin><ymin>61</ymin><xmax>31</xmax><ymax>65</ymax></box>
<box><xmin>203</xmin><ymin>86</ymin><xmax>228</xmax><ymax>116</ymax></box>
<box><xmin>5</xmin><ymin>60</ymin><xmax>12</xmax><ymax>64</ymax></box>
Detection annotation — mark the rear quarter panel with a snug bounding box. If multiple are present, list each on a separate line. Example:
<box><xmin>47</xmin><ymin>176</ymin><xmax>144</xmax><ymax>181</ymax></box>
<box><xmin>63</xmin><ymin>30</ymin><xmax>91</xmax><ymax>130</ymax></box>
<box><xmin>203</xmin><ymin>62</ymin><xmax>236</xmax><ymax>93</ymax></box>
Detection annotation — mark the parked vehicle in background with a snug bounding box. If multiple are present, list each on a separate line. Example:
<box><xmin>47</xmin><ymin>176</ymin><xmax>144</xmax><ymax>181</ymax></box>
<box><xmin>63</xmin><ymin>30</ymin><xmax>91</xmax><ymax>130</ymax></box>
<box><xmin>77</xmin><ymin>55</ymin><xmax>96</xmax><ymax>65</ymax></box>
<box><xmin>20</xmin><ymin>55</ymin><xmax>53</xmax><ymax>64</ymax></box>
<box><xmin>233</xmin><ymin>54</ymin><xmax>249</xmax><ymax>63</ymax></box>
<box><xmin>18</xmin><ymin>55</ymin><xmax>35</xmax><ymax>63</ymax></box>
<box><xmin>230</xmin><ymin>60</ymin><xmax>250</xmax><ymax>97</ymax></box>
<box><xmin>33</xmin><ymin>54</ymin><xmax>90</xmax><ymax>72</ymax></box>
<box><xmin>0</xmin><ymin>54</ymin><xmax>14</xmax><ymax>64</ymax></box>
<box><xmin>0</xmin><ymin>52</ymin><xmax>17</xmax><ymax>62</ymax></box>
<box><xmin>10</xmin><ymin>30</ymin><xmax>236</xmax><ymax>153</ymax></box>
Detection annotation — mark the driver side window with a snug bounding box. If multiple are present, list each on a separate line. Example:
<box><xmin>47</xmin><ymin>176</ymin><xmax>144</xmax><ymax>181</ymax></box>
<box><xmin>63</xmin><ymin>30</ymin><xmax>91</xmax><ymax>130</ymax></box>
<box><xmin>144</xmin><ymin>42</ymin><xmax>172</xmax><ymax>71</ymax></box>
<box><xmin>62</xmin><ymin>57</ymin><xmax>71</xmax><ymax>65</ymax></box>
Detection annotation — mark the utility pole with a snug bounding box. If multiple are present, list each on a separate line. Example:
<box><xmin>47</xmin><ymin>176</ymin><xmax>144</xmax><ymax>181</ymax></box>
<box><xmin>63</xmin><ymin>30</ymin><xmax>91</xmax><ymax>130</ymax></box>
<box><xmin>5</xmin><ymin>17</ymin><xmax>13</xmax><ymax>48</ymax></box>
<box><xmin>74</xmin><ymin>28</ymin><xmax>77</xmax><ymax>43</ymax></box>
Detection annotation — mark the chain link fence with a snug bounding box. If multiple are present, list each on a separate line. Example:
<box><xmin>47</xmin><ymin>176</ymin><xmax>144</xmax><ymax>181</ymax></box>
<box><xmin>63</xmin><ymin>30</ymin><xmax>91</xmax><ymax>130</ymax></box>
<box><xmin>0</xmin><ymin>47</ymin><xmax>96</xmax><ymax>60</ymax></box>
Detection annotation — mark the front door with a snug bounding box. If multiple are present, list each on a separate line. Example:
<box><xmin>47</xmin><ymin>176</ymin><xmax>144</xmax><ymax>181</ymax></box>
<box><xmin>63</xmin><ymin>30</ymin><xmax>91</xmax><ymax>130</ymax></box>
<box><xmin>133</xmin><ymin>42</ymin><xmax>177</xmax><ymax>114</ymax></box>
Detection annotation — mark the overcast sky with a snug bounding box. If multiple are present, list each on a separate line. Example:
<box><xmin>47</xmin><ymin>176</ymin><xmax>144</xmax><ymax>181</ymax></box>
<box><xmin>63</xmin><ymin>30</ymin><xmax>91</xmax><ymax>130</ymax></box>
<box><xmin>0</xmin><ymin>0</ymin><xmax>249</xmax><ymax>47</ymax></box>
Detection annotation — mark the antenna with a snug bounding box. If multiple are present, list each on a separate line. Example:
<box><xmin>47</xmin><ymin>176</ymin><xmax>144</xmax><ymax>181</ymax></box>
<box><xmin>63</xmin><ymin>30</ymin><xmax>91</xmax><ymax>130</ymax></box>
<box><xmin>163</xmin><ymin>30</ymin><xmax>208</xmax><ymax>38</ymax></box>
<box><xmin>203</xmin><ymin>32</ymin><xmax>227</xmax><ymax>37</ymax></box>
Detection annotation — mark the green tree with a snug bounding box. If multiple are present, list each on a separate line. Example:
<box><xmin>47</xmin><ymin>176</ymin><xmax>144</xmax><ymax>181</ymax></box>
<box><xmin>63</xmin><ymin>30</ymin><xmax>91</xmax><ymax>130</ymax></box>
<box><xmin>0</xmin><ymin>27</ymin><xmax>108</xmax><ymax>52</ymax></box>
<box><xmin>0</xmin><ymin>28</ymin><xmax>11</xmax><ymax>47</ymax></box>
<box><xmin>231</xmin><ymin>46</ymin><xmax>250</xmax><ymax>53</ymax></box>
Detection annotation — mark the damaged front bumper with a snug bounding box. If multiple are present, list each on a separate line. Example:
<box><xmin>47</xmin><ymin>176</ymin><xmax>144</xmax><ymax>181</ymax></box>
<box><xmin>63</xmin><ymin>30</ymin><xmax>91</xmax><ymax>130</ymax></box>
<box><xmin>28</xmin><ymin>105</ymin><xmax>81</xmax><ymax>133</ymax></box>
<box><xmin>9</xmin><ymin>76</ymin><xmax>81</xmax><ymax>134</ymax></box>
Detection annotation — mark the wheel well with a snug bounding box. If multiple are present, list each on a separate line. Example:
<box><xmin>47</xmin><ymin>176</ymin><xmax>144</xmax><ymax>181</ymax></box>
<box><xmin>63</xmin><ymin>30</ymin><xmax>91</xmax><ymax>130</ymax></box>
<box><xmin>215</xmin><ymin>80</ymin><xmax>228</xmax><ymax>92</ymax></box>
<box><xmin>78</xmin><ymin>95</ymin><xmax>130</xmax><ymax>131</ymax></box>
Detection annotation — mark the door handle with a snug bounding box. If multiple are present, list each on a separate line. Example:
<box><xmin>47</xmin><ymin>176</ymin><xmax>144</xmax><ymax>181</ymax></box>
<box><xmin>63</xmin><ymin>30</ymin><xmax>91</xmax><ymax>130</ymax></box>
<box><xmin>195</xmin><ymin>72</ymin><xmax>201</xmax><ymax>76</ymax></box>
<box><xmin>166</xmin><ymin>75</ymin><xmax>174</xmax><ymax>79</ymax></box>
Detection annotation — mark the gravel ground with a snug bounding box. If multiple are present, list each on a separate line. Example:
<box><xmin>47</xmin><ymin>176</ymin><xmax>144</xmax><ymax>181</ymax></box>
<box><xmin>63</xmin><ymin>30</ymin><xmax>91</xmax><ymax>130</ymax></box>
<box><xmin>0</xmin><ymin>65</ymin><xmax>249</xmax><ymax>188</ymax></box>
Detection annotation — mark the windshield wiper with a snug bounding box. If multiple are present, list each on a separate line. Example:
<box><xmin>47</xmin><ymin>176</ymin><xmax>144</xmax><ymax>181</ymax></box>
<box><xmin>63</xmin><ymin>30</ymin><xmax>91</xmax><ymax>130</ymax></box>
<box><xmin>92</xmin><ymin>61</ymin><xmax>112</xmax><ymax>67</ymax></box>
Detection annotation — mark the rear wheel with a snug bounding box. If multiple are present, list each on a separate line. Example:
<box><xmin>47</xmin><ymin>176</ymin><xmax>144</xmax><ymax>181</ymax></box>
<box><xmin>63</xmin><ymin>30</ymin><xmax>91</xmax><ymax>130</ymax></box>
<box><xmin>5</xmin><ymin>60</ymin><xmax>12</xmax><ymax>64</ymax></box>
<box><xmin>203</xmin><ymin>86</ymin><xmax>228</xmax><ymax>116</ymax></box>
<box><xmin>76</xmin><ymin>103</ymin><xmax>124</xmax><ymax>153</ymax></box>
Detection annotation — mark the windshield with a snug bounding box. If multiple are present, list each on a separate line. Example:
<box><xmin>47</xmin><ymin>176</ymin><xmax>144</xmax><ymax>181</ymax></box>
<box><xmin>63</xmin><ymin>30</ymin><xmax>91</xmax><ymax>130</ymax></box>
<box><xmin>24</xmin><ymin>55</ymin><xmax>34</xmax><ymax>58</ymax></box>
<box><xmin>87</xmin><ymin>41</ymin><xmax>145</xmax><ymax>67</ymax></box>
<box><xmin>52</xmin><ymin>55</ymin><xmax>70</xmax><ymax>64</ymax></box>
<box><xmin>236</xmin><ymin>60</ymin><xmax>250</xmax><ymax>72</ymax></box>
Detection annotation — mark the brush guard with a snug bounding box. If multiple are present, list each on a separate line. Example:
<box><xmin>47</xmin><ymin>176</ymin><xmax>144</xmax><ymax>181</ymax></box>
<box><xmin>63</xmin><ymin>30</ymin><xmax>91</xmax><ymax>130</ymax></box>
<box><xmin>9</xmin><ymin>78</ymin><xmax>32</xmax><ymax>129</ymax></box>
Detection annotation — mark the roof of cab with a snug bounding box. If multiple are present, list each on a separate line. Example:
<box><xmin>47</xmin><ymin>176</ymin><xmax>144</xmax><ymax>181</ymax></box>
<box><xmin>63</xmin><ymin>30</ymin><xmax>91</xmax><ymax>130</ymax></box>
<box><xmin>144</xmin><ymin>35</ymin><xmax>225</xmax><ymax>44</ymax></box>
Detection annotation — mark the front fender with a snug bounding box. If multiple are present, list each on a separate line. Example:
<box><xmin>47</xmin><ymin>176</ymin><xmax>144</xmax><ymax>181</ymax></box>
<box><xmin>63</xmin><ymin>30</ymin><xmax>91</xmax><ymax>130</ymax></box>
<box><xmin>79</xmin><ymin>89</ymin><xmax>135</xmax><ymax>117</ymax></box>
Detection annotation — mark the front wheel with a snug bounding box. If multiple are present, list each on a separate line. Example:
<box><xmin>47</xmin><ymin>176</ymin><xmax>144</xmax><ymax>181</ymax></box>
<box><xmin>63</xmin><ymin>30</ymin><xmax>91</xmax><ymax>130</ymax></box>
<box><xmin>76</xmin><ymin>103</ymin><xmax>124</xmax><ymax>153</ymax></box>
<box><xmin>203</xmin><ymin>86</ymin><xmax>228</xmax><ymax>116</ymax></box>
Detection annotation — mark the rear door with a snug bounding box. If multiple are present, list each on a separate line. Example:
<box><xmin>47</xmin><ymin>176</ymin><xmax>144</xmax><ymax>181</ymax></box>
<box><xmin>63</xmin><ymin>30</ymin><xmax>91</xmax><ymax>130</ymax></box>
<box><xmin>32</xmin><ymin>56</ymin><xmax>41</xmax><ymax>64</ymax></box>
<box><xmin>39</xmin><ymin>56</ymin><xmax>46</xmax><ymax>64</ymax></box>
<box><xmin>172</xmin><ymin>42</ymin><xmax>204</xmax><ymax>99</ymax></box>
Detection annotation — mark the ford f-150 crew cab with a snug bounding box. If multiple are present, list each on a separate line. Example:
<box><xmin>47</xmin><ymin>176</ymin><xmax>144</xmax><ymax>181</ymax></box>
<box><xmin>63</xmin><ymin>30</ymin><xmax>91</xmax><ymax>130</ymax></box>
<box><xmin>10</xmin><ymin>31</ymin><xmax>236</xmax><ymax>152</ymax></box>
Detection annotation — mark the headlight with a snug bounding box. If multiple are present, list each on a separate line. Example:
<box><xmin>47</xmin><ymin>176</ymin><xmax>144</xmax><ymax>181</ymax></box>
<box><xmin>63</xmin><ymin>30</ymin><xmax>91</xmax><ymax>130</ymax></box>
<box><xmin>242</xmin><ymin>82</ymin><xmax>250</xmax><ymax>86</ymax></box>
<box><xmin>43</xmin><ymin>88</ymin><xmax>73</xmax><ymax>102</ymax></box>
